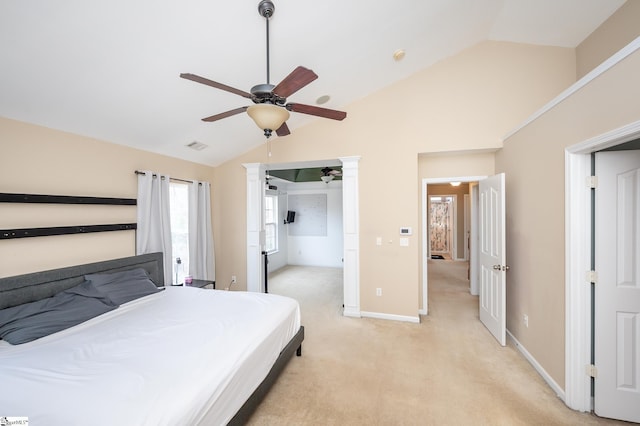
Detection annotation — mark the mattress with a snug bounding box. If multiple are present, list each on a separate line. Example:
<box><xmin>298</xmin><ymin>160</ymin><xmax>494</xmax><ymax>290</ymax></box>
<box><xmin>0</xmin><ymin>287</ymin><xmax>301</xmax><ymax>425</ymax></box>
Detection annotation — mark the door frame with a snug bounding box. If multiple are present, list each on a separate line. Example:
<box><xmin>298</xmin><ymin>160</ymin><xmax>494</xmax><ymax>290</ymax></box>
<box><xmin>244</xmin><ymin>156</ymin><xmax>361</xmax><ymax>316</ymax></box>
<box><xmin>464</xmin><ymin>193</ymin><xmax>470</xmax><ymax>261</ymax></box>
<box><xmin>421</xmin><ymin>176</ymin><xmax>486</xmax><ymax>315</ymax></box>
<box><xmin>565</xmin><ymin>119</ymin><xmax>640</xmax><ymax>411</ymax></box>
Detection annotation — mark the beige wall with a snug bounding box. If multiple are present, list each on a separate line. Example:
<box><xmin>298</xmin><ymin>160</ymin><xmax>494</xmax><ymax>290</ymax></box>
<box><xmin>497</xmin><ymin>47</ymin><xmax>640</xmax><ymax>390</ymax></box>
<box><xmin>576</xmin><ymin>0</ymin><xmax>640</xmax><ymax>79</ymax></box>
<box><xmin>0</xmin><ymin>117</ymin><xmax>215</xmax><ymax>277</ymax></box>
<box><xmin>214</xmin><ymin>41</ymin><xmax>575</xmax><ymax>318</ymax></box>
<box><xmin>419</xmin><ymin>150</ymin><xmax>495</xmax><ymax>180</ymax></box>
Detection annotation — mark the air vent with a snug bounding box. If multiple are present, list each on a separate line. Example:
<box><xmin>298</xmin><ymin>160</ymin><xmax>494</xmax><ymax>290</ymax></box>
<box><xmin>186</xmin><ymin>141</ymin><xmax>208</xmax><ymax>151</ymax></box>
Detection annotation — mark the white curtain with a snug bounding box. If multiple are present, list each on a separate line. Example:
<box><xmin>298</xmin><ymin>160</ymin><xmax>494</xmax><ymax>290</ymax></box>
<box><xmin>188</xmin><ymin>180</ymin><xmax>215</xmax><ymax>280</ymax></box>
<box><xmin>136</xmin><ymin>171</ymin><xmax>173</xmax><ymax>285</ymax></box>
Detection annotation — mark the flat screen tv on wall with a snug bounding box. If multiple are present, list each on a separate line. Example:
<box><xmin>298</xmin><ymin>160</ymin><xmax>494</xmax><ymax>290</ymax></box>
<box><xmin>286</xmin><ymin>210</ymin><xmax>295</xmax><ymax>224</ymax></box>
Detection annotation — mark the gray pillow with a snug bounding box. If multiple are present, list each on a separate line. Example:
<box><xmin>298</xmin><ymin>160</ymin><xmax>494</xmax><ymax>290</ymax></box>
<box><xmin>0</xmin><ymin>281</ymin><xmax>119</xmax><ymax>345</ymax></box>
<box><xmin>85</xmin><ymin>268</ymin><xmax>162</xmax><ymax>305</ymax></box>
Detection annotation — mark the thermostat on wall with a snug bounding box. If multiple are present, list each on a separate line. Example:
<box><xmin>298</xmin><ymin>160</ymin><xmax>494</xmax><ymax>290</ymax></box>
<box><xmin>400</xmin><ymin>227</ymin><xmax>412</xmax><ymax>236</ymax></box>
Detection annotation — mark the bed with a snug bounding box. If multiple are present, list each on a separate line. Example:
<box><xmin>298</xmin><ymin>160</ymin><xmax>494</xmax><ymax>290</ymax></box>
<box><xmin>0</xmin><ymin>252</ymin><xmax>304</xmax><ymax>425</ymax></box>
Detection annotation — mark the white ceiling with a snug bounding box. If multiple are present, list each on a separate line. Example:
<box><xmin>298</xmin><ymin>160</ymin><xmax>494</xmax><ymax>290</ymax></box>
<box><xmin>0</xmin><ymin>0</ymin><xmax>625</xmax><ymax>166</ymax></box>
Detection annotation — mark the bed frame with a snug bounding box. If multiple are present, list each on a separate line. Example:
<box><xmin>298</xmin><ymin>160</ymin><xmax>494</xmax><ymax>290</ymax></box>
<box><xmin>0</xmin><ymin>252</ymin><xmax>304</xmax><ymax>424</ymax></box>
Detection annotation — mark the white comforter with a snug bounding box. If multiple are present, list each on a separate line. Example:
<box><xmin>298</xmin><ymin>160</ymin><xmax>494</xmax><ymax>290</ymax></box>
<box><xmin>0</xmin><ymin>287</ymin><xmax>300</xmax><ymax>426</ymax></box>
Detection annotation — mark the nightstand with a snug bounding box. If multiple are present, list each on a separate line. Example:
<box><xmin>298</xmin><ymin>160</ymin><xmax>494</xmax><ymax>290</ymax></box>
<box><xmin>188</xmin><ymin>279</ymin><xmax>215</xmax><ymax>289</ymax></box>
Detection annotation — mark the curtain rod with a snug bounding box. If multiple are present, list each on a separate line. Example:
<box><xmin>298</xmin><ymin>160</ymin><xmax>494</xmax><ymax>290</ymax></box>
<box><xmin>134</xmin><ymin>170</ymin><xmax>201</xmax><ymax>185</ymax></box>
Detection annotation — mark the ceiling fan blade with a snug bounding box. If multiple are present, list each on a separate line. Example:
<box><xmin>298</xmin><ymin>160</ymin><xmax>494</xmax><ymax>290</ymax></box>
<box><xmin>276</xmin><ymin>122</ymin><xmax>291</xmax><ymax>137</ymax></box>
<box><xmin>273</xmin><ymin>66</ymin><xmax>318</xmax><ymax>98</ymax></box>
<box><xmin>321</xmin><ymin>167</ymin><xmax>341</xmax><ymax>176</ymax></box>
<box><xmin>180</xmin><ymin>73</ymin><xmax>253</xmax><ymax>99</ymax></box>
<box><xmin>287</xmin><ymin>103</ymin><xmax>347</xmax><ymax>121</ymax></box>
<box><xmin>202</xmin><ymin>106</ymin><xmax>248</xmax><ymax>122</ymax></box>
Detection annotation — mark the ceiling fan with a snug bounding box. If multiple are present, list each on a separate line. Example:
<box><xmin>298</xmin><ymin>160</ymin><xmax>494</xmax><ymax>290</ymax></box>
<box><xmin>321</xmin><ymin>166</ymin><xmax>342</xmax><ymax>183</ymax></box>
<box><xmin>180</xmin><ymin>0</ymin><xmax>347</xmax><ymax>139</ymax></box>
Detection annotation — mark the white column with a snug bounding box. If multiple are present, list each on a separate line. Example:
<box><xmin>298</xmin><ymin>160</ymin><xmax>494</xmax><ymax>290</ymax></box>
<box><xmin>243</xmin><ymin>163</ymin><xmax>266</xmax><ymax>293</ymax></box>
<box><xmin>340</xmin><ymin>156</ymin><xmax>361</xmax><ymax>317</ymax></box>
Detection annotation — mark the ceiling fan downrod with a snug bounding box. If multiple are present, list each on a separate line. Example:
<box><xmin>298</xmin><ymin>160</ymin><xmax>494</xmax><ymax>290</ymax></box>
<box><xmin>258</xmin><ymin>0</ymin><xmax>275</xmax><ymax>86</ymax></box>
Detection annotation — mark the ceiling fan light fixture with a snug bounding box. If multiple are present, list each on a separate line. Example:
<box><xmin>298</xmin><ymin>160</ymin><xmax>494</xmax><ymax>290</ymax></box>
<box><xmin>247</xmin><ymin>104</ymin><xmax>290</xmax><ymax>136</ymax></box>
<box><xmin>321</xmin><ymin>175</ymin><xmax>334</xmax><ymax>183</ymax></box>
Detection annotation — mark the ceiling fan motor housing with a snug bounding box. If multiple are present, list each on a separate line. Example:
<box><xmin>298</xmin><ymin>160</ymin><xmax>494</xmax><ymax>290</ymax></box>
<box><xmin>250</xmin><ymin>83</ymin><xmax>286</xmax><ymax>106</ymax></box>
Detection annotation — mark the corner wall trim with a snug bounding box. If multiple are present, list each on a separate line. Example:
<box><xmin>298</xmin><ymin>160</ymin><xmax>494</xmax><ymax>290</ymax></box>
<box><xmin>243</xmin><ymin>163</ymin><xmax>266</xmax><ymax>293</ymax></box>
<box><xmin>339</xmin><ymin>156</ymin><xmax>361</xmax><ymax>318</ymax></box>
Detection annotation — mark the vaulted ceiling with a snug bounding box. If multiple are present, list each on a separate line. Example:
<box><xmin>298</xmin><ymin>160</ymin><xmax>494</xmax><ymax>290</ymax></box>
<box><xmin>0</xmin><ymin>0</ymin><xmax>626</xmax><ymax>166</ymax></box>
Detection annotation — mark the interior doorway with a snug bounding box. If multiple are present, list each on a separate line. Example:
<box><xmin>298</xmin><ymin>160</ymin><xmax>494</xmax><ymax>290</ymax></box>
<box><xmin>565</xmin><ymin>119</ymin><xmax>640</xmax><ymax>418</ymax></box>
<box><xmin>244</xmin><ymin>156</ymin><xmax>361</xmax><ymax>317</ymax></box>
<box><xmin>421</xmin><ymin>176</ymin><xmax>486</xmax><ymax>315</ymax></box>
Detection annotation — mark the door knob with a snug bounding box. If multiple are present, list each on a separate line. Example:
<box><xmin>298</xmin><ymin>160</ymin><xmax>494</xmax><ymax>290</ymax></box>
<box><xmin>493</xmin><ymin>265</ymin><xmax>501</xmax><ymax>270</ymax></box>
<box><xmin>502</xmin><ymin>265</ymin><xmax>510</xmax><ymax>271</ymax></box>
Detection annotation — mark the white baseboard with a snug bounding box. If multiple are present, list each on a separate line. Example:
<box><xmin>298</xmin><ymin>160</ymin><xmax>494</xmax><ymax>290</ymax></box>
<box><xmin>343</xmin><ymin>308</ymin><xmax>361</xmax><ymax>318</ymax></box>
<box><xmin>361</xmin><ymin>311</ymin><xmax>421</xmax><ymax>323</ymax></box>
<box><xmin>507</xmin><ymin>329</ymin><xmax>565</xmax><ymax>401</ymax></box>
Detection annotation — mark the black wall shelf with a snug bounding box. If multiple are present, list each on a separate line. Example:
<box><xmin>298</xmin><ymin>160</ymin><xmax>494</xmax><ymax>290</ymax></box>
<box><xmin>1</xmin><ymin>192</ymin><xmax>137</xmax><ymax>240</ymax></box>
<box><xmin>0</xmin><ymin>193</ymin><xmax>136</xmax><ymax>205</ymax></box>
<box><xmin>1</xmin><ymin>223</ymin><xmax>137</xmax><ymax>240</ymax></box>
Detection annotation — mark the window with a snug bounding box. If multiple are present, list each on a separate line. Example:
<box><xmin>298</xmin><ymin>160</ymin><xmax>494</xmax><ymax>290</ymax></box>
<box><xmin>264</xmin><ymin>194</ymin><xmax>278</xmax><ymax>253</ymax></box>
<box><xmin>170</xmin><ymin>182</ymin><xmax>189</xmax><ymax>283</ymax></box>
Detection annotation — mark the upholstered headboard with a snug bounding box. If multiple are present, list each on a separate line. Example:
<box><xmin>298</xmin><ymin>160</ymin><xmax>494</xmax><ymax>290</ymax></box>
<box><xmin>0</xmin><ymin>252</ymin><xmax>164</xmax><ymax>310</ymax></box>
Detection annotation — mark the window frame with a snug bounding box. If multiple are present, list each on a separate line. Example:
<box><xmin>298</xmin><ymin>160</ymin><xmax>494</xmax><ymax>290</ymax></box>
<box><xmin>169</xmin><ymin>181</ymin><xmax>190</xmax><ymax>284</ymax></box>
<box><xmin>264</xmin><ymin>193</ymin><xmax>278</xmax><ymax>254</ymax></box>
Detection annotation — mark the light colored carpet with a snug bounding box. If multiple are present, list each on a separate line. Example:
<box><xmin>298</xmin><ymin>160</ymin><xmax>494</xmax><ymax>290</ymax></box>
<box><xmin>247</xmin><ymin>261</ymin><xmax>625</xmax><ymax>425</ymax></box>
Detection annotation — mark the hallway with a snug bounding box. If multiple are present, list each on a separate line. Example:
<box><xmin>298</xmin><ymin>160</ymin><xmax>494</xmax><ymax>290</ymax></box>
<box><xmin>247</xmin><ymin>264</ymin><xmax>625</xmax><ymax>425</ymax></box>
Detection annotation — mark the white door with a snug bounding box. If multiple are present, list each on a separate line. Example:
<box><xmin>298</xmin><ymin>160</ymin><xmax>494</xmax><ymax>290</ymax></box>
<box><xmin>479</xmin><ymin>173</ymin><xmax>507</xmax><ymax>346</ymax></box>
<box><xmin>594</xmin><ymin>151</ymin><xmax>640</xmax><ymax>423</ymax></box>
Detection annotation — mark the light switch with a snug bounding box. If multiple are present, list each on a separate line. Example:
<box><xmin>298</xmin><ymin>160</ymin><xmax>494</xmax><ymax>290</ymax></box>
<box><xmin>376</xmin><ymin>237</ymin><xmax>382</xmax><ymax>246</ymax></box>
<box><xmin>400</xmin><ymin>238</ymin><xmax>409</xmax><ymax>247</ymax></box>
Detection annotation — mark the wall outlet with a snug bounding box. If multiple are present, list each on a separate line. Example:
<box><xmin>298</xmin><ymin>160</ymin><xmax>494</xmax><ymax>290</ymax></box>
<box><xmin>523</xmin><ymin>314</ymin><xmax>529</xmax><ymax>328</ymax></box>
<box><xmin>376</xmin><ymin>288</ymin><xmax>382</xmax><ymax>296</ymax></box>
<box><xmin>231</xmin><ymin>275</ymin><xmax>237</xmax><ymax>284</ymax></box>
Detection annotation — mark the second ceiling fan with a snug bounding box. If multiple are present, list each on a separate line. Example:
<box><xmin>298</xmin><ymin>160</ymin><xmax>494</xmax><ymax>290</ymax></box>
<box><xmin>181</xmin><ymin>0</ymin><xmax>347</xmax><ymax>138</ymax></box>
